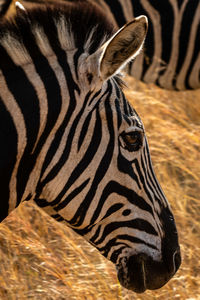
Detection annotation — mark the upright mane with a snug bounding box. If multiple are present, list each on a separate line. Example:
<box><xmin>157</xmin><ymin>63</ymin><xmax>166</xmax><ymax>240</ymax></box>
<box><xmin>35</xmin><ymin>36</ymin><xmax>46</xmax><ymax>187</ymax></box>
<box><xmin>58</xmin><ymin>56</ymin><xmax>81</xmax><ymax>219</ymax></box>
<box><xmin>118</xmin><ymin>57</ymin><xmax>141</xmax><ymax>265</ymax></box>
<box><xmin>0</xmin><ymin>0</ymin><xmax>115</xmax><ymax>70</ymax></box>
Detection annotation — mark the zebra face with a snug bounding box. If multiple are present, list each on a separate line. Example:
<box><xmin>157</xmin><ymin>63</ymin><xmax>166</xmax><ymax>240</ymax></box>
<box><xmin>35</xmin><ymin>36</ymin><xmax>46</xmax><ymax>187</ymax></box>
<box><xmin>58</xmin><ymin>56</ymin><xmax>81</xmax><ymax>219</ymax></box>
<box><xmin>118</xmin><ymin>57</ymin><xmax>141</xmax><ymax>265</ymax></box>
<box><xmin>71</xmin><ymin>17</ymin><xmax>181</xmax><ymax>292</ymax></box>
<box><xmin>51</xmin><ymin>16</ymin><xmax>181</xmax><ymax>293</ymax></box>
<box><xmin>76</xmin><ymin>83</ymin><xmax>181</xmax><ymax>293</ymax></box>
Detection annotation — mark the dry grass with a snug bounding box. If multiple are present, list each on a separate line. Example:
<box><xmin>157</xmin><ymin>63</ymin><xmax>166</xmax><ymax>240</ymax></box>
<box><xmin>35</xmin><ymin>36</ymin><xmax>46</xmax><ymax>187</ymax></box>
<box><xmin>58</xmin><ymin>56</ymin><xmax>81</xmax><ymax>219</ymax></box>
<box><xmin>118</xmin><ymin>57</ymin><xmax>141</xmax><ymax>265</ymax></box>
<box><xmin>0</xmin><ymin>76</ymin><xmax>200</xmax><ymax>300</ymax></box>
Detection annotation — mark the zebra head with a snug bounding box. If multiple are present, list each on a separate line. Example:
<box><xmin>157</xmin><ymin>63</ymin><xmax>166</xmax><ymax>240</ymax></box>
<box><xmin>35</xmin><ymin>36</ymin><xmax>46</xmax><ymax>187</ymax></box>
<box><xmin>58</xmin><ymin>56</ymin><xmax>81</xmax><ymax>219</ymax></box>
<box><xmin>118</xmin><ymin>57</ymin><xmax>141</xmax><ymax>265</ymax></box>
<box><xmin>5</xmin><ymin>2</ymin><xmax>180</xmax><ymax>293</ymax></box>
<box><xmin>66</xmin><ymin>16</ymin><xmax>181</xmax><ymax>293</ymax></box>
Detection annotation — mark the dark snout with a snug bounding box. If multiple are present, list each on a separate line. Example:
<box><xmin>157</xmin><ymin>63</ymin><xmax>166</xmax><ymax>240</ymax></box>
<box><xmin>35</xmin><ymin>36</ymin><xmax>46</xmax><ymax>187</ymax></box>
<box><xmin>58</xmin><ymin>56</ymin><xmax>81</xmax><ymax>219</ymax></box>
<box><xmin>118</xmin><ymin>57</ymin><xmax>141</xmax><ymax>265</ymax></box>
<box><xmin>117</xmin><ymin>247</ymin><xmax>181</xmax><ymax>293</ymax></box>
<box><xmin>117</xmin><ymin>208</ymin><xmax>181</xmax><ymax>293</ymax></box>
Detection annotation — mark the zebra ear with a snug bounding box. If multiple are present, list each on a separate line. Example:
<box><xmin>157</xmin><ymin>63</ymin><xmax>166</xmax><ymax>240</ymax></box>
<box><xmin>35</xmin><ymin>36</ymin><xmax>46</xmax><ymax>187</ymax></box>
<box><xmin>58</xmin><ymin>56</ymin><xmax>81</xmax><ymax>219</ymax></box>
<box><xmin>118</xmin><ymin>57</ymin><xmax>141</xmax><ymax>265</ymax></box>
<box><xmin>99</xmin><ymin>16</ymin><xmax>148</xmax><ymax>80</ymax></box>
<box><xmin>15</xmin><ymin>1</ymin><xmax>26</xmax><ymax>12</ymax></box>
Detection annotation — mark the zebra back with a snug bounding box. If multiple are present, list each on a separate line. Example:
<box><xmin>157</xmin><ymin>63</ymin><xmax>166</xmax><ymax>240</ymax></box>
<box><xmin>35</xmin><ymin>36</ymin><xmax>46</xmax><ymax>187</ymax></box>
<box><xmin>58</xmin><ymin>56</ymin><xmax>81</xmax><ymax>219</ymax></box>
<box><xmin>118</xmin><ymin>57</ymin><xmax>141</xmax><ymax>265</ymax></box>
<box><xmin>95</xmin><ymin>0</ymin><xmax>200</xmax><ymax>90</ymax></box>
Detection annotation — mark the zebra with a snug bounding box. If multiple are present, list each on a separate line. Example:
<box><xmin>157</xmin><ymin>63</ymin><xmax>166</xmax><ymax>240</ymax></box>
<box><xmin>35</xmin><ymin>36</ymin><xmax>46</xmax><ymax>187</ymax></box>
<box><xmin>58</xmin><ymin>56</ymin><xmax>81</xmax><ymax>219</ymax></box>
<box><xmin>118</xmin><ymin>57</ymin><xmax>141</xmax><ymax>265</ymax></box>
<box><xmin>94</xmin><ymin>0</ymin><xmax>200</xmax><ymax>91</ymax></box>
<box><xmin>0</xmin><ymin>0</ymin><xmax>181</xmax><ymax>293</ymax></box>
<box><xmin>1</xmin><ymin>0</ymin><xmax>199</xmax><ymax>90</ymax></box>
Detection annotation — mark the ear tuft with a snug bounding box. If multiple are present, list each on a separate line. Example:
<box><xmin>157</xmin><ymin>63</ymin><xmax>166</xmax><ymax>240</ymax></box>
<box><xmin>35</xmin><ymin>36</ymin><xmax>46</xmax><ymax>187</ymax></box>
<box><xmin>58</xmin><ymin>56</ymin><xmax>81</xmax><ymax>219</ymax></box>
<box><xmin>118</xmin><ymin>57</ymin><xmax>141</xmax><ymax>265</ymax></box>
<box><xmin>15</xmin><ymin>1</ymin><xmax>26</xmax><ymax>12</ymax></box>
<box><xmin>99</xmin><ymin>15</ymin><xmax>148</xmax><ymax>80</ymax></box>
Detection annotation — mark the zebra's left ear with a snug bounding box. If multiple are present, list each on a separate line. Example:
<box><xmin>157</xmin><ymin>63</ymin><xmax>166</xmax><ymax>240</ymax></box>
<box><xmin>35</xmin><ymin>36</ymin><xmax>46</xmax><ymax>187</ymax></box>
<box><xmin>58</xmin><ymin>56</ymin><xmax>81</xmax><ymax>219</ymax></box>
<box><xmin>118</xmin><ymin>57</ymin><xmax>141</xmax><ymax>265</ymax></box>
<box><xmin>99</xmin><ymin>16</ymin><xmax>148</xmax><ymax>80</ymax></box>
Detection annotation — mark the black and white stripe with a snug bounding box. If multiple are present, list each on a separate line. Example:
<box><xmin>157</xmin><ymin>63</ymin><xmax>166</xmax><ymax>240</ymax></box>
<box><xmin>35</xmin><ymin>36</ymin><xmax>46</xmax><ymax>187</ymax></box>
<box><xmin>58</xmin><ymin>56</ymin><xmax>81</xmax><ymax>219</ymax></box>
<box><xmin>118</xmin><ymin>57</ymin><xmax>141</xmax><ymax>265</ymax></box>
<box><xmin>1</xmin><ymin>0</ymin><xmax>199</xmax><ymax>90</ymax></box>
<box><xmin>0</xmin><ymin>1</ymin><xmax>181</xmax><ymax>293</ymax></box>
<box><xmin>94</xmin><ymin>0</ymin><xmax>200</xmax><ymax>90</ymax></box>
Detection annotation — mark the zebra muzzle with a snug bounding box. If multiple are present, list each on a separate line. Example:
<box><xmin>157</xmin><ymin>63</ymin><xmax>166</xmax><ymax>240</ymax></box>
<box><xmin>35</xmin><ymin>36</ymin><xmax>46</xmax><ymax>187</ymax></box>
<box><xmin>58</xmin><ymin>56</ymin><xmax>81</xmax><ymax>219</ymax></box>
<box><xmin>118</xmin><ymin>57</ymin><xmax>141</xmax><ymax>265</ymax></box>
<box><xmin>117</xmin><ymin>250</ymin><xmax>181</xmax><ymax>293</ymax></box>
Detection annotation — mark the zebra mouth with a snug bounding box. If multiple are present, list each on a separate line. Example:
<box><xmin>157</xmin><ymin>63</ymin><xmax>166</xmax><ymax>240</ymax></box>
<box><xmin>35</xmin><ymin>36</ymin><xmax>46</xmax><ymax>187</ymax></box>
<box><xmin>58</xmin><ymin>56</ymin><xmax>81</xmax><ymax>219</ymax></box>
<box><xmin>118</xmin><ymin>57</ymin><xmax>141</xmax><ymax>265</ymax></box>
<box><xmin>116</xmin><ymin>252</ymin><xmax>179</xmax><ymax>293</ymax></box>
<box><xmin>117</xmin><ymin>254</ymin><xmax>148</xmax><ymax>293</ymax></box>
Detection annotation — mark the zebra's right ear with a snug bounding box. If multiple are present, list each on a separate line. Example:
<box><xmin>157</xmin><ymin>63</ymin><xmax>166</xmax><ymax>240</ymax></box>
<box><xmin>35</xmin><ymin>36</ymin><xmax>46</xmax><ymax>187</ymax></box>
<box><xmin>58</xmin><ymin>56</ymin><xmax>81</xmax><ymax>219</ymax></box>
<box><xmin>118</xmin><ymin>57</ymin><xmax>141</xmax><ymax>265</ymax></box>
<box><xmin>87</xmin><ymin>16</ymin><xmax>148</xmax><ymax>82</ymax></box>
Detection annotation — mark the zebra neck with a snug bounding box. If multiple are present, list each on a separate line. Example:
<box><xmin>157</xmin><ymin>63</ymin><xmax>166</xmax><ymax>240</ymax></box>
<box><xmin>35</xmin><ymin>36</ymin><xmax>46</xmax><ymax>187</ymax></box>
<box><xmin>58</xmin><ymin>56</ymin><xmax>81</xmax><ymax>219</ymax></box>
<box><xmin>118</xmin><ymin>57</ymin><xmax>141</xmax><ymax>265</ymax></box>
<box><xmin>0</xmin><ymin>0</ymin><xmax>114</xmax><ymax>221</ymax></box>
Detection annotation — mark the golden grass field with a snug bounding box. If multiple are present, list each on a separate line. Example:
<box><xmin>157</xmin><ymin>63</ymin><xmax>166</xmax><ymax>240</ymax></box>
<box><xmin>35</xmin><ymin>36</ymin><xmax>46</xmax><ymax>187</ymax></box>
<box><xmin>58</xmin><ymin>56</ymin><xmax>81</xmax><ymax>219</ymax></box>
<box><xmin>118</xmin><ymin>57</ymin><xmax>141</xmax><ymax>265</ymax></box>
<box><xmin>0</xmin><ymin>76</ymin><xmax>200</xmax><ymax>300</ymax></box>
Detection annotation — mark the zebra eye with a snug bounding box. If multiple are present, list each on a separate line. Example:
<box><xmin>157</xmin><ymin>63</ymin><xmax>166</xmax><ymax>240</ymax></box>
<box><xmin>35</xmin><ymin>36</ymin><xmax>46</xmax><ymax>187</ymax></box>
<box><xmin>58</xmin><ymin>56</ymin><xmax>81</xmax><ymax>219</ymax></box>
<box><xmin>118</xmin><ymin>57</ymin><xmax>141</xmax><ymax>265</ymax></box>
<box><xmin>120</xmin><ymin>131</ymin><xmax>143</xmax><ymax>151</ymax></box>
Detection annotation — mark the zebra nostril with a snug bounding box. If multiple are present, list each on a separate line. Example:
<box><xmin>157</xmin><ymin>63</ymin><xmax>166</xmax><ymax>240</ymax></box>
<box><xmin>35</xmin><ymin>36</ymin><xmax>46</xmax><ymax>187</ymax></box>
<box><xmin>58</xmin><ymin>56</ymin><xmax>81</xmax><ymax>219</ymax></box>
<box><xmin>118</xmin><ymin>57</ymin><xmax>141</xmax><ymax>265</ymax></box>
<box><xmin>173</xmin><ymin>250</ymin><xmax>181</xmax><ymax>272</ymax></box>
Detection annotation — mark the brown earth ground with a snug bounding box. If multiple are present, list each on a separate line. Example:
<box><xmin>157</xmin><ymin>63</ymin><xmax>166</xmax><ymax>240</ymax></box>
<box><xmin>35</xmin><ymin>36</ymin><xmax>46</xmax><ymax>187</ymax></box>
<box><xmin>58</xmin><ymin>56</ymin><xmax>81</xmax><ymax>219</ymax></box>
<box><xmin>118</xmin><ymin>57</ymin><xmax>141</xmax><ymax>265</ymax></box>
<box><xmin>0</xmin><ymin>75</ymin><xmax>199</xmax><ymax>300</ymax></box>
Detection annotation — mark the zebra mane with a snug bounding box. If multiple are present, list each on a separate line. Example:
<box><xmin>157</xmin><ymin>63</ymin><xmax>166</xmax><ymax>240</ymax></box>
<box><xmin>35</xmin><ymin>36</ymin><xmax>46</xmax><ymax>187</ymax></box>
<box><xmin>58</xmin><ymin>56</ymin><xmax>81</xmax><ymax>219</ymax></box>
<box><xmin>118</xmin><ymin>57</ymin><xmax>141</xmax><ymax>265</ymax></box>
<box><xmin>0</xmin><ymin>1</ymin><xmax>115</xmax><ymax>69</ymax></box>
